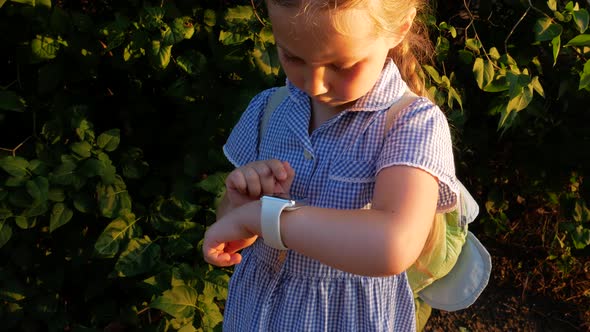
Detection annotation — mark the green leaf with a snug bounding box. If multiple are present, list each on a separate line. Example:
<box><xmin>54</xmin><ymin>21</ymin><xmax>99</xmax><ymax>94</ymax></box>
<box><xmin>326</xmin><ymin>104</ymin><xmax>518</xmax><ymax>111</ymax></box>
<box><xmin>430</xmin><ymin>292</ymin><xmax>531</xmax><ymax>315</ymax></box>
<box><xmin>435</xmin><ymin>36</ymin><xmax>450</xmax><ymax>61</ymax></box>
<box><xmin>31</xmin><ymin>35</ymin><xmax>66</xmax><ymax>62</ymax></box>
<box><xmin>29</xmin><ymin>160</ymin><xmax>49</xmax><ymax>176</ymax></box>
<box><xmin>0</xmin><ymin>91</ymin><xmax>26</xmax><ymax>112</ymax></box>
<box><xmin>97</xmin><ymin>178</ymin><xmax>132</xmax><ymax>218</ymax></box>
<box><xmin>423</xmin><ymin>65</ymin><xmax>442</xmax><ymax>84</ymax></box>
<box><xmin>224</xmin><ymin>5</ymin><xmax>254</xmax><ymax>23</ymax></box>
<box><xmin>47</xmin><ymin>188</ymin><xmax>65</xmax><ymax>202</ymax></box>
<box><xmin>161</xmin><ymin>17</ymin><xmax>194</xmax><ymax>45</ymax></box>
<box><xmin>534</xmin><ymin>17</ymin><xmax>563</xmax><ymax>42</ymax></box>
<box><xmin>531</xmin><ymin>76</ymin><xmax>545</xmax><ymax>97</ymax></box>
<box><xmin>0</xmin><ymin>205</ymin><xmax>12</xmax><ymax>219</ymax></box>
<box><xmin>23</xmin><ymin>200</ymin><xmax>48</xmax><ymax>217</ymax></box>
<box><xmin>70</xmin><ymin>141</ymin><xmax>92</xmax><ymax>158</ymax></box>
<box><xmin>5</xmin><ymin>176</ymin><xmax>27</xmax><ymax>187</ymax></box>
<box><xmin>579</xmin><ymin>59</ymin><xmax>590</xmax><ymax>90</ymax></box>
<box><xmin>123</xmin><ymin>30</ymin><xmax>148</xmax><ymax>62</ymax></box>
<box><xmin>203</xmin><ymin>269</ymin><xmax>229</xmax><ymax>300</ymax></box>
<box><xmin>573</xmin><ymin>201</ymin><xmax>590</xmax><ymax>223</ymax></box>
<box><xmin>196</xmin><ymin>172</ymin><xmax>227</xmax><ymax>195</ymax></box>
<box><xmin>565</xmin><ymin>34</ymin><xmax>590</xmax><ymax>46</ymax></box>
<box><xmin>488</xmin><ymin>47</ymin><xmax>501</xmax><ymax>61</ymax></box>
<box><xmin>121</xmin><ymin>147</ymin><xmax>149</xmax><ymax>179</ymax></box>
<box><xmin>197</xmin><ymin>294</ymin><xmax>223</xmax><ymax>330</ymax></box>
<box><xmin>49</xmin><ymin>203</ymin><xmax>73</xmax><ymax>233</ymax></box>
<box><xmin>9</xmin><ymin>0</ymin><xmax>50</xmax><ymax>7</ymax></box>
<box><xmin>447</xmin><ymin>86</ymin><xmax>463</xmax><ymax>111</ymax></box>
<box><xmin>25</xmin><ymin>176</ymin><xmax>49</xmax><ymax>202</ymax></box>
<box><xmin>141</xmin><ymin>7</ymin><xmax>166</xmax><ymax>30</ymax></box>
<box><xmin>259</xmin><ymin>25</ymin><xmax>274</xmax><ymax>44</ymax></box>
<box><xmin>547</xmin><ymin>0</ymin><xmax>557</xmax><ymax>11</ymax></box>
<box><xmin>573</xmin><ymin>9</ymin><xmax>589</xmax><ymax>33</ymax></box>
<box><xmin>71</xmin><ymin>111</ymin><xmax>94</xmax><ymax>141</ymax></box>
<box><xmin>0</xmin><ymin>220</ymin><xmax>13</xmax><ymax>248</ymax></box>
<box><xmin>219</xmin><ymin>30</ymin><xmax>253</xmax><ymax>45</ymax></box>
<box><xmin>99</xmin><ymin>15</ymin><xmax>130</xmax><ymax>52</ymax></box>
<box><xmin>94</xmin><ymin>211</ymin><xmax>141</xmax><ymax>258</ymax></box>
<box><xmin>150</xmin><ymin>40</ymin><xmax>172</xmax><ymax>69</ymax></box>
<box><xmin>115</xmin><ymin>237</ymin><xmax>160</xmax><ymax>277</ymax></box>
<box><xmin>507</xmin><ymin>82</ymin><xmax>534</xmax><ymax>114</ymax></box>
<box><xmin>49</xmin><ymin>159</ymin><xmax>77</xmax><ymax>185</ymax></box>
<box><xmin>203</xmin><ymin>9</ymin><xmax>216</xmax><ymax>27</ymax></box>
<box><xmin>97</xmin><ymin>129</ymin><xmax>120</xmax><ymax>152</ymax></box>
<box><xmin>457</xmin><ymin>50</ymin><xmax>474</xmax><ymax>64</ymax></box>
<box><xmin>473</xmin><ymin>58</ymin><xmax>495</xmax><ymax>90</ymax></box>
<box><xmin>551</xmin><ymin>35</ymin><xmax>561</xmax><ymax>66</ymax></box>
<box><xmin>465</xmin><ymin>38</ymin><xmax>481</xmax><ymax>52</ymax></box>
<box><xmin>0</xmin><ymin>156</ymin><xmax>30</xmax><ymax>177</ymax></box>
<box><xmin>570</xmin><ymin>225</ymin><xmax>590</xmax><ymax>249</ymax></box>
<box><xmin>15</xmin><ymin>215</ymin><xmax>37</xmax><ymax>229</ymax></box>
<box><xmin>176</xmin><ymin>50</ymin><xmax>207</xmax><ymax>76</ymax></box>
<box><xmin>250</xmin><ymin>42</ymin><xmax>280</xmax><ymax>76</ymax></box>
<box><xmin>150</xmin><ymin>285</ymin><xmax>198</xmax><ymax>319</ymax></box>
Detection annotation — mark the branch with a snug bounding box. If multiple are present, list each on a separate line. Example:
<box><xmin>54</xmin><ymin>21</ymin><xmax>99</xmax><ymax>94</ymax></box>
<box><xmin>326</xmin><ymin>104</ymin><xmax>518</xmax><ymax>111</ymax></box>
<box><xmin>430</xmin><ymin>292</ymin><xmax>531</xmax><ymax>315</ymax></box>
<box><xmin>0</xmin><ymin>136</ymin><xmax>31</xmax><ymax>157</ymax></box>
<box><xmin>505</xmin><ymin>7</ymin><xmax>531</xmax><ymax>55</ymax></box>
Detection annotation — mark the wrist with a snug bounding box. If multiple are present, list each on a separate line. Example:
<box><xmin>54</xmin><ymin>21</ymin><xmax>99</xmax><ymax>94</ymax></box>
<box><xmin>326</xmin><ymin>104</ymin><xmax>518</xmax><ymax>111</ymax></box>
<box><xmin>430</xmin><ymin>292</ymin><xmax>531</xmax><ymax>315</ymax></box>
<box><xmin>240</xmin><ymin>200</ymin><xmax>262</xmax><ymax>237</ymax></box>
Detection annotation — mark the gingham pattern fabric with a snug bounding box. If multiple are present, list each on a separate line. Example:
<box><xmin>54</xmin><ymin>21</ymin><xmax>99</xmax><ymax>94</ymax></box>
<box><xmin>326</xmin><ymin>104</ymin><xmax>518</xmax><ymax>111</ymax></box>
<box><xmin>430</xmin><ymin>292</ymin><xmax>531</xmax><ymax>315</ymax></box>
<box><xmin>222</xmin><ymin>59</ymin><xmax>459</xmax><ymax>331</ymax></box>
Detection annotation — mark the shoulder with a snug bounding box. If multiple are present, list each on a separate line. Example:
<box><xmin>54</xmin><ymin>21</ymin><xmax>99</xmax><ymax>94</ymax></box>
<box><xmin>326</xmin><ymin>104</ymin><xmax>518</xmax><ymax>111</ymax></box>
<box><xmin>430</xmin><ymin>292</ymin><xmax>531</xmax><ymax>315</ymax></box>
<box><xmin>392</xmin><ymin>97</ymin><xmax>448</xmax><ymax>131</ymax></box>
<box><xmin>222</xmin><ymin>87</ymin><xmax>283</xmax><ymax>167</ymax></box>
<box><xmin>378</xmin><ymin>97</ymin><xmax>459</xmax><ymax>211</ymax></box>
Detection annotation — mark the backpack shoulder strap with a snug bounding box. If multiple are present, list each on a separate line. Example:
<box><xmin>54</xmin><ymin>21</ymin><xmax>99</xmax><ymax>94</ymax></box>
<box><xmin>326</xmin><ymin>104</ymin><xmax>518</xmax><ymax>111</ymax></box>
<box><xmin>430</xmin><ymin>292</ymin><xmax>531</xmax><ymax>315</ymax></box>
<box><xmin>384</xmin><ymin>89</ymin><xmax>419</xmax><ymax>134</ymax></box>
<box><xmin>259</xmin><ymin>86</ymin><xmax>289</xmax><ymax>145</ymax></box>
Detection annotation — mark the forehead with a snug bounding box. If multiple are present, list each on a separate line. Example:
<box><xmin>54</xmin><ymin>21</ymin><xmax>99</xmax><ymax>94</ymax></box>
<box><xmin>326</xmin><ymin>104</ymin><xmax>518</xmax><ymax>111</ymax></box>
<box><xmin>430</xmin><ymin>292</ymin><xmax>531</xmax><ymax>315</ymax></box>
<box><xmin>268</xmin><ymin>4</ymin><xmax>380</xmax><ymax>60</ymax></box>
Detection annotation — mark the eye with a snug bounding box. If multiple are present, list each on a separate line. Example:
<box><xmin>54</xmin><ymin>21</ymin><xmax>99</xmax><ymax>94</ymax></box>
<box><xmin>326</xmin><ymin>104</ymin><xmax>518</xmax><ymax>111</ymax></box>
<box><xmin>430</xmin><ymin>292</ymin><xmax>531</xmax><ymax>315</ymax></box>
<box><xmin>282</xmin><ymin>53</ymin><xmax>304</xmax><ymax>64</ymax></box>
<box><xmin>330</xmin><ymin>62</ymin><xmax>356</xmax><ymax>72</ymax></box>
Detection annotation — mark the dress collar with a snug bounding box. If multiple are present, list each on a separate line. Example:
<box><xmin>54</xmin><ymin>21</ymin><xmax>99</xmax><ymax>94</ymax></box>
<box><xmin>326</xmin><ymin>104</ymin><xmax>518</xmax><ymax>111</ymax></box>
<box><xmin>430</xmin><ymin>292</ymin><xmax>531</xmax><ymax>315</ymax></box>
<box><xmin>285</xmin><ymin>58</ymin><xmax>408</xmax><ymax>112</ymax></box>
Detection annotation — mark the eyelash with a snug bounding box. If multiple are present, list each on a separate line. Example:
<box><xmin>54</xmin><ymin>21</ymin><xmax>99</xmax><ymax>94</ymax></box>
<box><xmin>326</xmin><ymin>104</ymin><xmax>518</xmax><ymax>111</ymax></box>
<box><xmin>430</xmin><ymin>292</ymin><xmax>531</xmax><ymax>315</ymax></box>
<box><xmin>280</xmin><ymin>51</ymin><xmax>355</xmax><ymax>71</ymax></box>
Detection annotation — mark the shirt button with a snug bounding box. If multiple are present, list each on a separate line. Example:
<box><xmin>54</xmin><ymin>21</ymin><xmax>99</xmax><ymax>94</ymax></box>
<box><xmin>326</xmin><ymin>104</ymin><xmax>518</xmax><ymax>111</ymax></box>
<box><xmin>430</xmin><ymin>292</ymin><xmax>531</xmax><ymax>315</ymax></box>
<box><xmin>303</xmin><ymin>149</ymin><xmax>313</xmax><ymax>160</ymax></box>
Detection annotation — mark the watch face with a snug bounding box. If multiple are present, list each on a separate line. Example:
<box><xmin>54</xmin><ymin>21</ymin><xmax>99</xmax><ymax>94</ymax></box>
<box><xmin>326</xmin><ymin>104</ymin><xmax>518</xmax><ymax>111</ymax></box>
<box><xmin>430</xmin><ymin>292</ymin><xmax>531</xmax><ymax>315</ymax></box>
<box><xmin>262</xmin><ymin>194</ymin><xmax>296</xmax><ymax>206</ymax></box>
<box><xmin>267</xmin><ymin>193</ymin><xmax>294</xmax><ymax>200</ymax></box>
<box><xmin>261</xmin><ymin>194</ymin><xmax>308</xmax><ymax>210</ymax></box>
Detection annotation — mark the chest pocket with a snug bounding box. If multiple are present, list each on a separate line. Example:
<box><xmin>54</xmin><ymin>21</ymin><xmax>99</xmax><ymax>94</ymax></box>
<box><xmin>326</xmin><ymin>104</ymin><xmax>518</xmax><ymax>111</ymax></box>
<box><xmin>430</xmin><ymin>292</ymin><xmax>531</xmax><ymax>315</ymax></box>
<box><xmin>322</xmin><ymin>158</ymin><xmax>376</xmax><ymax>209</ymax></box>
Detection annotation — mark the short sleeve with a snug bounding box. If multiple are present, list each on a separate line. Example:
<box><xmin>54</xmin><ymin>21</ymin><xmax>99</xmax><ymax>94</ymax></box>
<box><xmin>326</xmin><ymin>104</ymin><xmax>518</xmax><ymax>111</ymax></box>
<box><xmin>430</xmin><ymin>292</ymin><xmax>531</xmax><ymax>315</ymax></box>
<box><xmin>223</xmin><ymin>88</ymin><xmax>276</xmax><ymax>168</ymax></box>
<box><xmin>376</xmin><ymin>98</ymin><xmax>459</xmax><ymax>212</ymax></box>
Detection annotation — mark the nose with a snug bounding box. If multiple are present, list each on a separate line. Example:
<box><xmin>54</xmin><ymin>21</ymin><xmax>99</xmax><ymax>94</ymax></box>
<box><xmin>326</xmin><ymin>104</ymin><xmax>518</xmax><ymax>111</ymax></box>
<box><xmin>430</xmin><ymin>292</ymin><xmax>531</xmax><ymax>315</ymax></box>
<box><xmin>304</xmin><ymin>66</ymin><xmax>329</xmax><ymax>97</ymax></box>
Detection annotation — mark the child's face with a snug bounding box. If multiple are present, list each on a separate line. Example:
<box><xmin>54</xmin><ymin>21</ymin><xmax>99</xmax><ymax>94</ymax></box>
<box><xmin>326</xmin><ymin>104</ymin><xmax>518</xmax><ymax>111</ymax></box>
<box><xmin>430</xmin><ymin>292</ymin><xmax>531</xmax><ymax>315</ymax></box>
<box><xmin>268</xmin><ymin>4</ymin><xmax>400</xmax><ymax>110</ymax></box>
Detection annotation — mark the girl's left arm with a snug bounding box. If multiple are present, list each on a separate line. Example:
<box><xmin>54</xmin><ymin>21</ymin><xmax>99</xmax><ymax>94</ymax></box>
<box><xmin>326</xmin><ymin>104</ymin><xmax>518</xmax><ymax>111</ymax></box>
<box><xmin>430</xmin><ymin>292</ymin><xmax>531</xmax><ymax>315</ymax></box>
<box><xmin>203</xmin><ymin>165</ymin><xmax>438</xmax><ymax>277</ymax></box>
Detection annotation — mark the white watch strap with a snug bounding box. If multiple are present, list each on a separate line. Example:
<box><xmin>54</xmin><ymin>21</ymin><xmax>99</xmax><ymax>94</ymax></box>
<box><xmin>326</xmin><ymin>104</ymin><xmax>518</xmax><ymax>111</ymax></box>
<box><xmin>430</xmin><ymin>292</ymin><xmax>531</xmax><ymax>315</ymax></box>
<box><xmin>261</xmin><ymin>196</ymin><xmax>293</xmax><ymax>250</ymax></box>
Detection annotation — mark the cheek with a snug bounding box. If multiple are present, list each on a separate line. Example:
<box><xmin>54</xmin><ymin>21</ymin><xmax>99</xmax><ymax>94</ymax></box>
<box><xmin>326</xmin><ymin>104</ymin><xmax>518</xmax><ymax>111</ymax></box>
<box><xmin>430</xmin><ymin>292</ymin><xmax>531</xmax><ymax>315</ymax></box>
<box><xmin>280</xmin><ymin>62</ymin><xmax>305</xmax><ymax>88</ymax></box>
<box><xmin>332</xmin><ymin>67</ymin><xmax>377</xmax><ymax>100</ymax></box>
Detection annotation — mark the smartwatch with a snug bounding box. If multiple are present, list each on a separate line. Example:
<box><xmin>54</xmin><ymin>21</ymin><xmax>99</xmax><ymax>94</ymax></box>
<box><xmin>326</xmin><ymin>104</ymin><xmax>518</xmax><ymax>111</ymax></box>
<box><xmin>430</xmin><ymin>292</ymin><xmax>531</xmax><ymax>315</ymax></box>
<box><xmin>260</xmin><ymin>194</ymin><xmax>306</xmax><ymax>250</ymax></box>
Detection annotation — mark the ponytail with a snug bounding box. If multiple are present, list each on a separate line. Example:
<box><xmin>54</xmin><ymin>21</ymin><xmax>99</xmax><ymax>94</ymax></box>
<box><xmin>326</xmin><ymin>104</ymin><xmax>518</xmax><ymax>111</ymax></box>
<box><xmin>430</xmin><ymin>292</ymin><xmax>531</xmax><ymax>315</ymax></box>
<box><xmin>389</xmin><ymin>14</ymin><xmax>434</xmax><ymax>98</ymax></box>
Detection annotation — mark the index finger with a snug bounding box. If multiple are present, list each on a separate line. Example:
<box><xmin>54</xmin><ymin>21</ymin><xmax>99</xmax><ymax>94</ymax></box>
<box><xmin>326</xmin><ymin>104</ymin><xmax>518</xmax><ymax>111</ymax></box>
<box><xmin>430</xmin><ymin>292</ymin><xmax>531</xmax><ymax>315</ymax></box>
<box><xmin>262</xmin><ymin>159</ymin><xmax>289</xmax><ymax>181</ymax></box>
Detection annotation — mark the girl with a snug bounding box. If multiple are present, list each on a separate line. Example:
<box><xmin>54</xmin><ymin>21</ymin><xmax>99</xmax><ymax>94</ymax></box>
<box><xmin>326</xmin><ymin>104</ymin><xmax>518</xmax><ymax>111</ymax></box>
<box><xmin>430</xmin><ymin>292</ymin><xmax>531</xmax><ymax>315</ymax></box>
<box><xmin>203</xmin><ymin>0</ymin><xmax>460</xmax><ymax>330</ymax></box>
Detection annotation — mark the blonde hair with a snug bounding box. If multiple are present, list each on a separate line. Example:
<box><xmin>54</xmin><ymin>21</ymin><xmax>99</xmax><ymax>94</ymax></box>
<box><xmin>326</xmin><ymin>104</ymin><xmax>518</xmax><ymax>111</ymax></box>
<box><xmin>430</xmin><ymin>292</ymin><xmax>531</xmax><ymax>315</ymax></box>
<box><xmin>266</xmin><ymin>0</ymin><xmax>434</xmax><ymax>97</ymax></box>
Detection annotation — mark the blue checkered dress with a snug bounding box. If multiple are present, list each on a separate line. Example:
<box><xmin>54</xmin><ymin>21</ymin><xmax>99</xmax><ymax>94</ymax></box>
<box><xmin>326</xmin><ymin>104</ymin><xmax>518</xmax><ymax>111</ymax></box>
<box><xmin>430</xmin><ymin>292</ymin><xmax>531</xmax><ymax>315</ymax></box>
<box><xmin>222</xmin><ymin>59</ymin><xmax>460</xmax><ymax>331</ymax></box>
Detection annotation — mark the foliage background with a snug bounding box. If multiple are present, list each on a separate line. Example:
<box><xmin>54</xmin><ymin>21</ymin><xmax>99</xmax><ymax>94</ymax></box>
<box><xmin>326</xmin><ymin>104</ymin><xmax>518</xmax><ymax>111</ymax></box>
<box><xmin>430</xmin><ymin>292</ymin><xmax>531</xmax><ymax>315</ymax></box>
<box><xmin>0</xmin><ymin>0</ymin><xmax>588</xmax><ymax>331</ymax></box>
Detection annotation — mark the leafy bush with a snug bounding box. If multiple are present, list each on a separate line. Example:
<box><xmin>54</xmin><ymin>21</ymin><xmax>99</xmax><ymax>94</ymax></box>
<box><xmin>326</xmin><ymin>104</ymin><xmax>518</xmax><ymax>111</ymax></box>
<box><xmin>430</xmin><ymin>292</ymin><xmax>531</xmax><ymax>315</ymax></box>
<box><xmin>0</xmin><ymin>0</ymin><xmax>279</xmax><ymax>330</ymax></box>
<box><xmin>0</xmin><ymin>0</ymin><xmax>588</xmax><ymax>331</ymax></box>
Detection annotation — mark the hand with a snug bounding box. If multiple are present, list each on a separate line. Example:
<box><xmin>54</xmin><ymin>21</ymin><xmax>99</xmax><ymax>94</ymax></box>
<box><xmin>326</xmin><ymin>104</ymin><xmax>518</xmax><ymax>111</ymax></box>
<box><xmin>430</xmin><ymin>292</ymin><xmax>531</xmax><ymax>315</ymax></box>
<box><xmin>225</xmin><ymin>160</ymin><xmax>295</xmax><ymax>208</ymax></box>
<box><xmin>203</xmin><ymin>201</ymin><xmax>261</xmax><ymax>267</ymax></box>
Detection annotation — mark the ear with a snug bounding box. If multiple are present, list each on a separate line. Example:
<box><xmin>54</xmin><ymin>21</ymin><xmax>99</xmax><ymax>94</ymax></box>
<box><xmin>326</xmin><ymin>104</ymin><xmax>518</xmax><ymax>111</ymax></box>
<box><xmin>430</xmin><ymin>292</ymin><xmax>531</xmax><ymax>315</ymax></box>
<box><xmin>388</xmin><ymin>7</ymin><xmax>417</xmax><ymax>48</ymax></box>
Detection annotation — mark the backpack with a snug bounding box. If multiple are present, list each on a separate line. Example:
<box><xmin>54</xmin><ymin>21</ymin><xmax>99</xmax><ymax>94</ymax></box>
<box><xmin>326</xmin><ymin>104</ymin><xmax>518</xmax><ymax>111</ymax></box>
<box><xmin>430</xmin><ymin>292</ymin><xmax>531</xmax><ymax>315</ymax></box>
<box><xmin>259</xmin><ymin>86</ymin><xmax>491</xmax><ymax>312</ymax></box>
